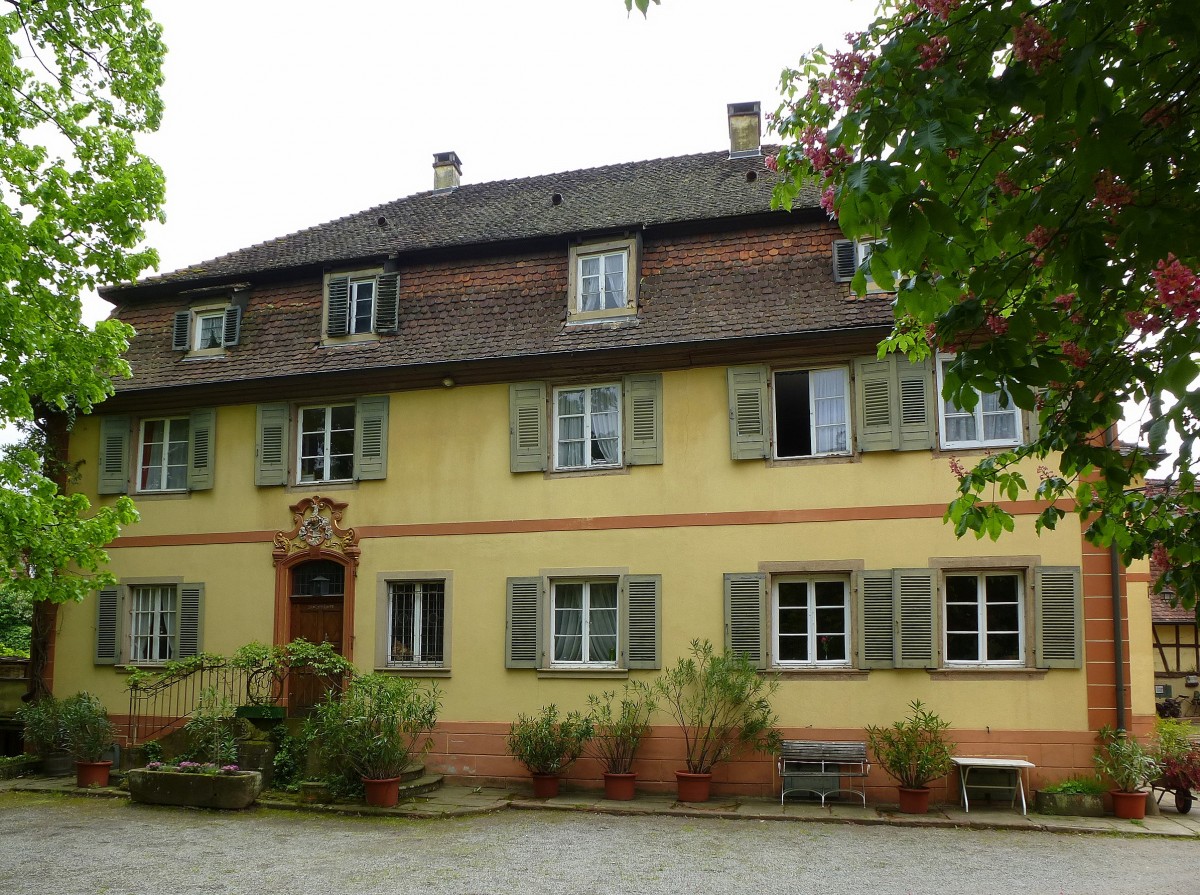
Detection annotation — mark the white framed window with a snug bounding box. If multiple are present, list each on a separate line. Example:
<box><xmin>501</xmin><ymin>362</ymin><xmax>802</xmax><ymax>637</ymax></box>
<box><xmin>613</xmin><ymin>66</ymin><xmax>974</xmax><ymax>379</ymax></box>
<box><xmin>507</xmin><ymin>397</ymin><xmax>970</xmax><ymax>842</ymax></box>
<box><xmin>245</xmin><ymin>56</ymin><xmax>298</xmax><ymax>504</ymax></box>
<box><xmin>772</xmin><ymin>367</ymin><xmax>850</xmax><ymax>458</ymax></box>
<box><xmin>194</xmin><ymin>311</ymin><xmax>225</xmax><ymax>350</ymax></box>
<box><xmin>567</xmin><ymin>238</ymin><xmax>637</xmax><ymax>322</ymax></box>
<box><xmin>553</xmin><ymin>383</ymin><xmax>621</xmax><ymax>470</ymax></box>
<box><xmin>937</xmin><ymin>355</ymin><xmax>1021</xmax><ymax>449</ymax></box>
<box><xmin>348</xmin><ymin>278</ymin><xmax>376</xmax><ymax>335</ymax></box>
<box><xmin>129</xmin><ymin>585</ymin><xmax>178</xmax><ymax>664</ymax></box>
<box><xmin>387</xmin><ymin>580</ymin><xmax>445</xmax><ymax>666</ymax></box>
<box><xmin>138</xmin><ymin>417</ymin><xmax>190</xmax><ymax>492</ymax></box>
<box><xmin>551</xmin><ymin>579</ymin><xmax>619</xmax><ymax>666</ymax></box>
<box><xmin>943</xmin><ymin>571</ymin><xmax>1024</xmax><ymax>666</ymax></box>
<box><xmin>298</xmin><ymin>404</ymin><xmax>356</xmax><ymax>483</ymax></box>
<box><xmin>772</xmin><ymin>576</ymin><xmax>851</xmax><ymax>666</ymax></box>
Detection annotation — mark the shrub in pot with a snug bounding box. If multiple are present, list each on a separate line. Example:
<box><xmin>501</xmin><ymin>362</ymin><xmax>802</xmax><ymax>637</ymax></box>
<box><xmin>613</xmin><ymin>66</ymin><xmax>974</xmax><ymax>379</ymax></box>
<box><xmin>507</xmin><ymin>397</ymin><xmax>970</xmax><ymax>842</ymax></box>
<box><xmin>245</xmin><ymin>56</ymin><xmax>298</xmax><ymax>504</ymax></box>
<box><xmin>507</xmin><ymin>704</ymin><xmax>593</xmax><ymax>798</ymax></box>
<box><xmin>59</xmin><ymin>692</ymin><xmax>116</xmax><ymax>787</ymax></box>
<box><xmin>312</xmin><ymin>674</ymin><xmax>441</xmax><ymax>808</ymax></box>
<box><xmin>1094</xmin><ymin>725</ymin><xmax>1162</xmax><ymax>819</ymax></box>
<box><xmin>652</xmin><ymin>639</ymin><xmax>780</xmax><ymax>802</ymax></box>
<box><xmin>586</xmin><ymin>682</ymin><xmax>656</xmax><ymax>800</ymax></box>
<box><xmin>1035</xmin><ymin>776</ymin><xmax>1107</xmax><ymax>817</ymax></box>
<box><xmin>865</xmin><ymin>700</ymin><xmax>955</xmax><ymax>814</ymax></box>
<box><xmin>14</xmin><ymin>695</ymin><xmax>71</xmax><ymax>775</ymax></box>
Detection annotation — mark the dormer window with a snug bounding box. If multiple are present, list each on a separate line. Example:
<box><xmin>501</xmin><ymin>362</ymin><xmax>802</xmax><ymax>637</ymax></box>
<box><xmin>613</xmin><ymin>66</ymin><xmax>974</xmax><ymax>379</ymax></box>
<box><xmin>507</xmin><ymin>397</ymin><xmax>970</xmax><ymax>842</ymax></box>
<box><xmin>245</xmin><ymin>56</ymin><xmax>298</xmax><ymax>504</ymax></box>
<box><xmin>567</xmin><ymin>237</ymin><xmax>638</xmax><ymax>323</ymax></box>
<box><xmin>324</xmin><ymin>269</ymin><xmax>398</xmax><ymax>340</ymax></box>
<box><xmin>832</xmin><ymin>239</ymin><xmax>888</xmax><ymax>294</ymax></box>
<box><xmin>172</xmin><ymin>304</ymin><xmax>241</xmax><ymax>354</ymax></box>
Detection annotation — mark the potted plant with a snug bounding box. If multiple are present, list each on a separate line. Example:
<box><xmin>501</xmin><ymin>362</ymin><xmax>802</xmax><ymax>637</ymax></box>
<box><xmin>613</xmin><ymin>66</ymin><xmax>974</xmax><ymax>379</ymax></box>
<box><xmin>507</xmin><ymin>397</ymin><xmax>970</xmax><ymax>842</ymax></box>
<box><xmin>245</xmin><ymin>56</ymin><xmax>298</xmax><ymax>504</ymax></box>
<box><xmin>586</xmin><ymin>682</ymin><xmax>656</xmax><ymax>800</ymax></box>
<box><xmin>59</xmin><ymin>692</ymin><xmax>116</xmax><ymax>787</ymax></box>
<box><xmin>1152</xmin><ymin>717</ymin><xmax>1200</xmax><ymax>814</ymax></box>
<box><xmin>865</xmin><ymin>700</ymin><xmax>955</xmax><ymax>814</ymax></box>
<box><xmin>652</xmin><ymin>639</ymin><xmax>780</xmax><ymax>802</ymax></box>
<box><xmin>128</xmin><ymin>760</ymin><xmax>264</xmax><ymax>809</ymax></box>
<box><xmin>311</xmin><ymin>673</ymin><xmax>441</xmax><ymax>807</ymax></box>
<box><xmin>14</xmin><ymin>695</ymin><xmax>71</xmax><ymax>776</ymax></box>
<box><xmin>1094</xmin><ymin>725</ymin><xmax>1162</xmax><ymax>819</ymax></box>
<box><xmin>231</xmin><ymin>638</ymin><xmax>353</xmax><ymax>722</ymax></box>
<box><xmin>506</xmin><ymin>704</ymin><xmax>593</xmax><ymax>798</ymax></box>
<box><xmin>1034</xmin><ymin>775</ymin><xmax>1107</xmax><ymax>817</ymax></box>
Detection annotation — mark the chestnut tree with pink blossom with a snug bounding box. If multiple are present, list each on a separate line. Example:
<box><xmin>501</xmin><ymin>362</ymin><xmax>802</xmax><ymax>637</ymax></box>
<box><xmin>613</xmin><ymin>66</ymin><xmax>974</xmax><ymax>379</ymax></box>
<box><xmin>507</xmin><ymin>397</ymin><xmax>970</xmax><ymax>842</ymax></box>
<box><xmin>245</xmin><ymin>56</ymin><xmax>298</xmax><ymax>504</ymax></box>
<box><xmin>766</xmin><ymin>1</ymin><xmax>1200</xmax><ymax>611</ymax></box>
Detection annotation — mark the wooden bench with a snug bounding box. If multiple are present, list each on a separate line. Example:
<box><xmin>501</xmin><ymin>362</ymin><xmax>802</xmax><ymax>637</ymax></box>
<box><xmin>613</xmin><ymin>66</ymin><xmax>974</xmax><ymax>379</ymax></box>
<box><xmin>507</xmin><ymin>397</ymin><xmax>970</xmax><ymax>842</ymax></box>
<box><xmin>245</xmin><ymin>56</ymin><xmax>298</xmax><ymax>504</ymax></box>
<box><xmin>777</xmin><ymin>740</ymin><xmax>870</xmax><ymax>806</ymax></box>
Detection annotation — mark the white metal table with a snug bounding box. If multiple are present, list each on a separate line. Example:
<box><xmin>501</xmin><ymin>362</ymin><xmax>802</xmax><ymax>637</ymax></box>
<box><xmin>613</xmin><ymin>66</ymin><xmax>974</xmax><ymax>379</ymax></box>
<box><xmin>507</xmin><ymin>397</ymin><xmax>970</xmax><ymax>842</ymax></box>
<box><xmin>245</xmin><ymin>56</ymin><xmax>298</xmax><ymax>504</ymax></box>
<box><xmin>951</xmin><ymin>756</ymin><xmax>1036</xmax><ymax>815</ymax></box>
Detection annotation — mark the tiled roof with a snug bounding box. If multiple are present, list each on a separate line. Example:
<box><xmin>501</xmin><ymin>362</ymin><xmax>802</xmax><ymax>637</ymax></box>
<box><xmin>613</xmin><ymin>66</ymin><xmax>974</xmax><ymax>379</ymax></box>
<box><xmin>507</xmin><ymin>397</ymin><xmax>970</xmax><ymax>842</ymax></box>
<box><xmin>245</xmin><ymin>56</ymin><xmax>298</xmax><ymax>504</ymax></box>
<box><xmin>1145</xmin><ymin>479</ymin><xmax>1198</xmax><ymax>624</ymax></box>
<box><xmin>114</xmin><ymin>149</ymin><xmax>817</xmax><ymax>293</ymax></box>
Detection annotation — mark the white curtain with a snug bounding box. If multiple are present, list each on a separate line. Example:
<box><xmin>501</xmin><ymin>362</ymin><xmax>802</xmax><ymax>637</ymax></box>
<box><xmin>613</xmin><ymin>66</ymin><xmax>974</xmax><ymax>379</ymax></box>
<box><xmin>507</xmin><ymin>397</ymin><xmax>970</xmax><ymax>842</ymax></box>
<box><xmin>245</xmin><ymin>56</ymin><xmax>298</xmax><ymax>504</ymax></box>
<box><xmin>589</xmin><ymin>386</ymin><xmax>620</xmax><ymax>464</ymax></box>
<box><xmin>812</xmin><ymin>369</ymin><xmax>847</xmax><ymax>454</ymax></box>
<box><xmin>553</xmin><ymin>584</ymin><xmax>583</xmax><ymax>662</ymax></box>
<box><xmin>588</xmin><ymin>583</ymin><xmax>618</xmax><ymax>662</ymax></box>
<box><xmin>580</xmin><ymin>256</ymin><xmax>601</xmax><ymax>310</ymax></box>
<box><xmin>602</xmin><ymin>254</ymin><xmax>625</xmax><ymax>309</ymax></box>
<box><xmin>981</xmin><ymin>391</ymin><xmax>1017</xmax><ymax>440</ymax></box>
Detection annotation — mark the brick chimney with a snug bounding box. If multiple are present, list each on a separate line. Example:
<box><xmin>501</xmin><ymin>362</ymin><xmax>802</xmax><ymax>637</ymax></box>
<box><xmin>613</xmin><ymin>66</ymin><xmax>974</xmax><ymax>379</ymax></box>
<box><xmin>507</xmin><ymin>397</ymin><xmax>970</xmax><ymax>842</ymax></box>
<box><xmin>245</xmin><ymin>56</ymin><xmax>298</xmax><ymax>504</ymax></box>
<box><xmin>432</xmin><ymin>151</ymin><xmax>462</xmax><ymax>192</ymax></box>
<box><xmin>727</xmin><ymin>102</ymin><xmax>761</xmax><ymax>159</ymax></box>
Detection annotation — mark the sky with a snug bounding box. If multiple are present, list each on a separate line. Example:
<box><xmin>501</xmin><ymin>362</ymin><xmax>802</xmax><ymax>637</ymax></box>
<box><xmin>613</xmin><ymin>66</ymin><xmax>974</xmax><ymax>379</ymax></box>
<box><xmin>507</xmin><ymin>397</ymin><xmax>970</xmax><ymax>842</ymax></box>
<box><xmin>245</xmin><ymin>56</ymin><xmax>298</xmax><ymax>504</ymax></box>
<box><xmin>83</xmin><ymin>0</ymin><xmax>874</xmax><ymax>322</ymax></box>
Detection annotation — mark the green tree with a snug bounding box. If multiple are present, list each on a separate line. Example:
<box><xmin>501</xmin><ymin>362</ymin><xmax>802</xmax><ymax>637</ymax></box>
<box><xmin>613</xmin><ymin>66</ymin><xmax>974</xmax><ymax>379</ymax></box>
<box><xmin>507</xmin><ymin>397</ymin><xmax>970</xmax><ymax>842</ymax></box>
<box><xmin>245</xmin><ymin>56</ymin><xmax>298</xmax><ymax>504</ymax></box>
<box><xmin>1</xmin><ymin>1</ymin><xmax>166</xmax><ymax>694</ymax></box>
<box><xmin>763</xmin><ymin>1</ymin><xmax>1200</xmax><ymax>612</ymax></box>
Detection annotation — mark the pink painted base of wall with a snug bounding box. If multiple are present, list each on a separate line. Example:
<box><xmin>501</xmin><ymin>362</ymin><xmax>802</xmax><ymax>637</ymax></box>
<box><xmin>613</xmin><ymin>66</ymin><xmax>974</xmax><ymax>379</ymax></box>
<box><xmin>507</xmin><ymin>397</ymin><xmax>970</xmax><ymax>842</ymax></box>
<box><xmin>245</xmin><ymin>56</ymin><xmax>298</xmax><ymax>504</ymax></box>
<box><xmin>426</xmin><ymin>721</ymin><xmax>1155</xmax><ymax>803</ymax></box>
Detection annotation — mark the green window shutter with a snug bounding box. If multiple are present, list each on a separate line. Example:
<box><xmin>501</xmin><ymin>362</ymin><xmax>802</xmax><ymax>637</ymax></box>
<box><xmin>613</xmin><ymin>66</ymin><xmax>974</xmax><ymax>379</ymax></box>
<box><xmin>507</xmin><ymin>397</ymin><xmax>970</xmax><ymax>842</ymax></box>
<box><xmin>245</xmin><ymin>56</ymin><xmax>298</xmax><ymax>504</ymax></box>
<box><xmin>505</xmin><ymin>576</ymin><xmax>543</xmax><ymax>669</ymax></box>
<box><xmin>1035</xmin><ymin>566</ymin><xmax>1083</xmax><ymax>669</ymax></box>
<box><xmin>326</xmin><ymin>275</ymin><xmax>350</xmax><ymax>337</ymax></box>
<box><xmin>509</xmin><ymin>382</ymin><xmax>547</xmax><ymax>473</ymax></box>
<box><xmin>187</xmin><ymin>408</ymin><xmax>217</xmax><ymax>491</ymax></box>
<box><xmin>255</xmin><ymin>403</ymin><xmax>289</xmax><ymax>486</ymax></box>
<box><xmin>354</xmin><ymin>395</ymin><xmax>389</xmax><ymax>480</ymax></box>
<box><xmin>893</xmin><ymin>568</ymin><xmax>938</xmax><ymax>669</ymax></box>
<box><xmin>172</xmin><ymin>311</ymin><xmax>191</xmax><ymax>350</ymax></box>
<box><xmin>833</xmin><ymin>239</ymin><xmax>858</xmax><ymax>282</ymax></box>
<box><xmin>854</xmin><ymin>356</ymin><xmax>897</xmax><ymax>452</ymax></box>
<box><xmin>177</xmin><ymin>584</ymin><xmax>204</xmax><ymax>658</ymax></box>
<box><xmin>724</xmin><ymin>572</ymin><xmax>767</xmax><ymax>669</ymax></box>
<box><xmin>97</xmin><ymin>415</ymin><xmax>130</xmax><ymax>495</ymax></box>
<box><xmin>727</xmin><ymin>366</ymin><xmax>769</xmax><ymax>460</ymax></box>
<box><xmin>375</xmin><ymin>272</ymin><xmax>400</xmax><ymax>333</ymax></box>
<box><xmin>621</xmin><ymin>574</ymin><xmax>661</xmax><ymax>670</ymax></box>
<box><xmin>896</xmin><ymin>357</ymin><xmax>935</xmax><ymax>451</ymax></box>
<box><xmin>623</xmin><ymin>373</ymin><xmax>663</xmax><ymax>466</ymax></box>
<box><xmin>857</xmin><ymin>571</ymin><xmax>895</xmax><ymax>669</ymax></box>
<box><xmin>222</xmin><ymin>306</ymin><xmax>242</xmax><ymax>347</ymax></box>
<box><xmin>95</xmin><ymin>586</ymin><xmax>122</xmax><ymax>665</ymax></box>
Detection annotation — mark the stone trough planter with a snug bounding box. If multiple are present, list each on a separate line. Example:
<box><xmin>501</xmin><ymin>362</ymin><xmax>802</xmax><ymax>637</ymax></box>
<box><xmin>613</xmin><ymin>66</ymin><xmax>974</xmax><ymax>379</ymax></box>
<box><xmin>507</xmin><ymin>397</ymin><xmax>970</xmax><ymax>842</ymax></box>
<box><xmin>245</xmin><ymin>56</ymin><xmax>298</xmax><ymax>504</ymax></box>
<box><xmin>127</xmin><ymin>768</ymin><xmax>263</xmax><ymax>810</ymax></box>
<box><xmin>1034</xmin><ymin>789</ymin><xmax>1106</xmax><ymax>817</ymax></box>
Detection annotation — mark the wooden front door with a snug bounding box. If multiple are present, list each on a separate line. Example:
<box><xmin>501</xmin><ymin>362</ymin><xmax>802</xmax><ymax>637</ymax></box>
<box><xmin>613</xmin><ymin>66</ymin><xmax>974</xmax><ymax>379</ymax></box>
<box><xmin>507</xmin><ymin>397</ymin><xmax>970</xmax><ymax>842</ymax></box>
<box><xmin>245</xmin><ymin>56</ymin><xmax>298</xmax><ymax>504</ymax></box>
<box><xmin>287</xmin><ymin>560</ymin><xmax>347</xmax><ymax>714</ymax></box>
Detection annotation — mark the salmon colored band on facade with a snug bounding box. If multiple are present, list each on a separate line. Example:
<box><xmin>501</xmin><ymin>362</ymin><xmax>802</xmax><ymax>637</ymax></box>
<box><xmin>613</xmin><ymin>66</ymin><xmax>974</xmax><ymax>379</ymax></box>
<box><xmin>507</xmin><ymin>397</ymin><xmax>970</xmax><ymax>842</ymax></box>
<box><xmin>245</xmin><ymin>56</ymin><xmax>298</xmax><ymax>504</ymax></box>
<box><xmin>108</xmin><ymin>500</ymin><xmax>1051</xmax><ymax>548</ymax></box>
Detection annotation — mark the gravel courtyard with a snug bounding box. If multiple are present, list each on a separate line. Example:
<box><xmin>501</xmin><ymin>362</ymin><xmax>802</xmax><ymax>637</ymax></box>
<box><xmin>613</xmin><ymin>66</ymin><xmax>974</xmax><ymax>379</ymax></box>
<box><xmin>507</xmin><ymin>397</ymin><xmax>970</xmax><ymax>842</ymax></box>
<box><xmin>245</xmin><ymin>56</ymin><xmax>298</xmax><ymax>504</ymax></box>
<box><xmin>1</xmin><ymin>791</ymin><xmax>1195</xmax><ymax>895</ymax></box>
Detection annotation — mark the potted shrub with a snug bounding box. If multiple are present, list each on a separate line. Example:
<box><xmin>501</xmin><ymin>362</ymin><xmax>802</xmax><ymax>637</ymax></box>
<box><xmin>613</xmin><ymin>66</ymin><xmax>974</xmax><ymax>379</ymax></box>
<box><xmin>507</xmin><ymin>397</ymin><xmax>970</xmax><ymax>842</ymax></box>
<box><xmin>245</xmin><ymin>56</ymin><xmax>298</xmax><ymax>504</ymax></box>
<box><xmin>1153</xmin><ymin>717</ymin><xmax>1200</xmax><ymax>814</ymax></box>
<box><xmin>586</xmin><ymin>682</ymin><xmax>656</xmax><ymax>800</ymax></box>
<box><xmin>311</xmin><ymin>674</ymin><xmax>441</xmax><ymax>808</ymax></box>
<box><xmin>652</xmin><ymin>639</ymin><xmax>780</xmax><ymax>802</ymax></box>
<box><xmin>506</xmin><ymin>704</ymin><xmax>593</xmax><ymax>798</ymax></box>
<box><xmin>59</xmin><ymin>692</ymin><xmax>116</xmax><ymax>787</ymax></box>
<box><xmin>1034</xmin><ymin>775</ymin><xmax>1107</xmax><ymax>817</ymax></box>
<box><xmin>128</xmin><ymin>761</ymin><xmax>264</xmax><ymax>809</ymax></box>
<box><xmin>865</xmin><ymin>700</ymin><xmax>955</xmax><ymax>814</ymax></box>
<box><xmin>1094</xmin><ymin>725</ymin><xmax>1162</xmax><ymax>819</ymax></box>
<box><xmin>14</xmin><ymin>695</ymin><xmax>71</xmax><ymax>776</ymax></box>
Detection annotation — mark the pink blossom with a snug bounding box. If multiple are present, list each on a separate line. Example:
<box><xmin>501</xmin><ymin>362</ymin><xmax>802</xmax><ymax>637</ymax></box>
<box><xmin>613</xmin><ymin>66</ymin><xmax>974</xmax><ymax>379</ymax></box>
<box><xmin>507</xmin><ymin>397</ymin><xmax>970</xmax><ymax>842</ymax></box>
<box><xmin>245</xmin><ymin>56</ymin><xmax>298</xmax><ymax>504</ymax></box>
<box><xmin>1152</xmin><ymin>254</ymin><xmax>1200</xmax><ymax>322</ymax></box>
<box><xmin>764</xmin><ymin>154</ymin><xmax>778</xmax><ymax>173</ymax></box>
<box><xmin>994</xmin><ymin>171</ymin><xmax>1021</xmax><ymax>197</ymax></box>
<box><xmin>1012</xmin><ymin>15</ymin><xmax>1064</xmax><ymax>73</ymax></box>
<box><xmin>1092</xmin><ymin>171</ymin><xmax>1134</xmax><ymax>209</ymax></box>
<box><xmin>819</xmin><ymin>185</ymin><xmax>838</xmax><ymax>217</ymax></box>
<box><xmin>1125</xmin><ymin>310</ymin><xmax>1164</xmax><ymax>335</ymax></box>
<box><xmin>918</xmin><ymin>35</ymin><xmax>951</xmax><ymax>70</ymax></box>
<box><xmin>1061</xmin><ymin>341</ymin><xmax>1091</xmax><ymax>369</ymax></box>
<box><xmin>949</xmin><ymin>457</ymin><xmax>967</xmax><ymax>478</ymax></box>
<box><xmin>1143</xmin><ymin>105</ymin><xmax>1174</xmax><ymax>128</ymax></box>
<box><xmin>1025</xmin><ymin>225</ymin><xmax>1053</xmax><ymax>251</ymax></box>
<box><xmin>915</xmin><ymin>0</ymin><xmax>962</xmax><ymax>21</ymax></box>
<box><xmin>985</xmin><ymin>314</ymin><xmax>1008</xmax><ymax>334</ymax></box>
<box><xmin>1053</xmin><ymin>292</ymin><xmax>1075</xmax><ymax>309</ymax></box>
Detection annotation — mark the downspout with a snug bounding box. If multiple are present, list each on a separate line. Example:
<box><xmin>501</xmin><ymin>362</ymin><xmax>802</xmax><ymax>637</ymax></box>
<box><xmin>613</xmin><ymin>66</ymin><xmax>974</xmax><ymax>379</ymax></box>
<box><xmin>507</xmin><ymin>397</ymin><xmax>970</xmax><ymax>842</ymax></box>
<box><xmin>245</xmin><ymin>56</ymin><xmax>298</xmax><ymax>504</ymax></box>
<box><xmin>1106</xmin><ymin>425</ymin><xmax>1127</xmax><ymax>731</ymax></box>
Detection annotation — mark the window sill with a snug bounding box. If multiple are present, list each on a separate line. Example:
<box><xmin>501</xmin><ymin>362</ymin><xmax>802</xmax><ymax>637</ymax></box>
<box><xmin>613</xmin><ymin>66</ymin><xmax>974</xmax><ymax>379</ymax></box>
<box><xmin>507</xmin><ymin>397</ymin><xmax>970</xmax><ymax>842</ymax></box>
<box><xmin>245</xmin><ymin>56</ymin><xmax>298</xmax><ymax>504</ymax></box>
<box><xmin>133</xmin><ymin>490</ymin><xmax>191</xmax><ymax>501</ymax></box>
<box><xmin>565</xmin><ymin>308</ymin><xmax>638</xmax><ymax>326</ymax></box>
<box><xmin>934</xmin><ymin>443</ymin><xmax>1021</xmax><ymax>455</ymax></box>
<box><xmin>928</xmin><ymin>667</ymin><xmax>1048</xmax><ymax>681</ymax></box>
<box><xmin>181</xmin><ymin>350</ymin><xmax>226</xmax><ymax>361</ymax></box>
<box><xmin>767</xmin><ymin>453</ymin><xmax>858</xmax><ymax>468</ymax></box>
<box><xmin>290</xmin><ymin>480</ymin><xmax>357</xmax><ymax>492</ymax></box>
<box><xmin>547</xmin><ymin>465</ymin><xmax>630</xmax><ymax>479</ymax></box>
<box><xmin>771</xmin><ymin>668</ymin><xmax>869</xmax><ymax>680</ymax></box>
<box><xmin>536</xmin><ymin>668</ymin><xmax>630</xmax><ymax>680</ymax></box>
<box><xmin>319</xmin><ymin>333</ymin><xmax>381</xmax><ymax>348</ymax></box>
<box><xmin>375</xmin><ymin>666</ymin><xmax>451</xmax><ymax>678</ymax></box>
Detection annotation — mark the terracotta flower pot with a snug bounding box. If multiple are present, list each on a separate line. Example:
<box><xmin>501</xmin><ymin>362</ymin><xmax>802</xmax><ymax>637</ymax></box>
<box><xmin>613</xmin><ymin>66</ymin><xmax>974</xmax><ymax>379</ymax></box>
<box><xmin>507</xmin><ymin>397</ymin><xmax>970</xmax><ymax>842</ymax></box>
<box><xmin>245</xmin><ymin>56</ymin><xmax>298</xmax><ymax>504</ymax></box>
<box><xmin>897</xmin><ymin>786</ymin><xmax>932</xmax><ymax>814</ymax></box>
<box><xmin>362</xmin><ymin>776</ymin><xmax>402</xmax><ymax>808</ymax></box>
<box><xmin>603</xmin><ymin>772</ymin><xmax>637</xmax><ymax>801</ymax></box>
<box><xmin>75</xmin><ymin>760</ymin><xmax>112</xmax><ymax>788</ymax></box>
<box><xmin>675</xmin><ymin>771</ymin><xmax>713</xmax><ymax>803</ymax></box>
<box><xmin>531</xmin><ymin>773</ymin><xmax>561</xmax><ymax>798</ymax></box>
<box><xmin>1110</xmin><ymin>789</ymin><xmax>1147</xmax><ymax>820</ymax></box>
